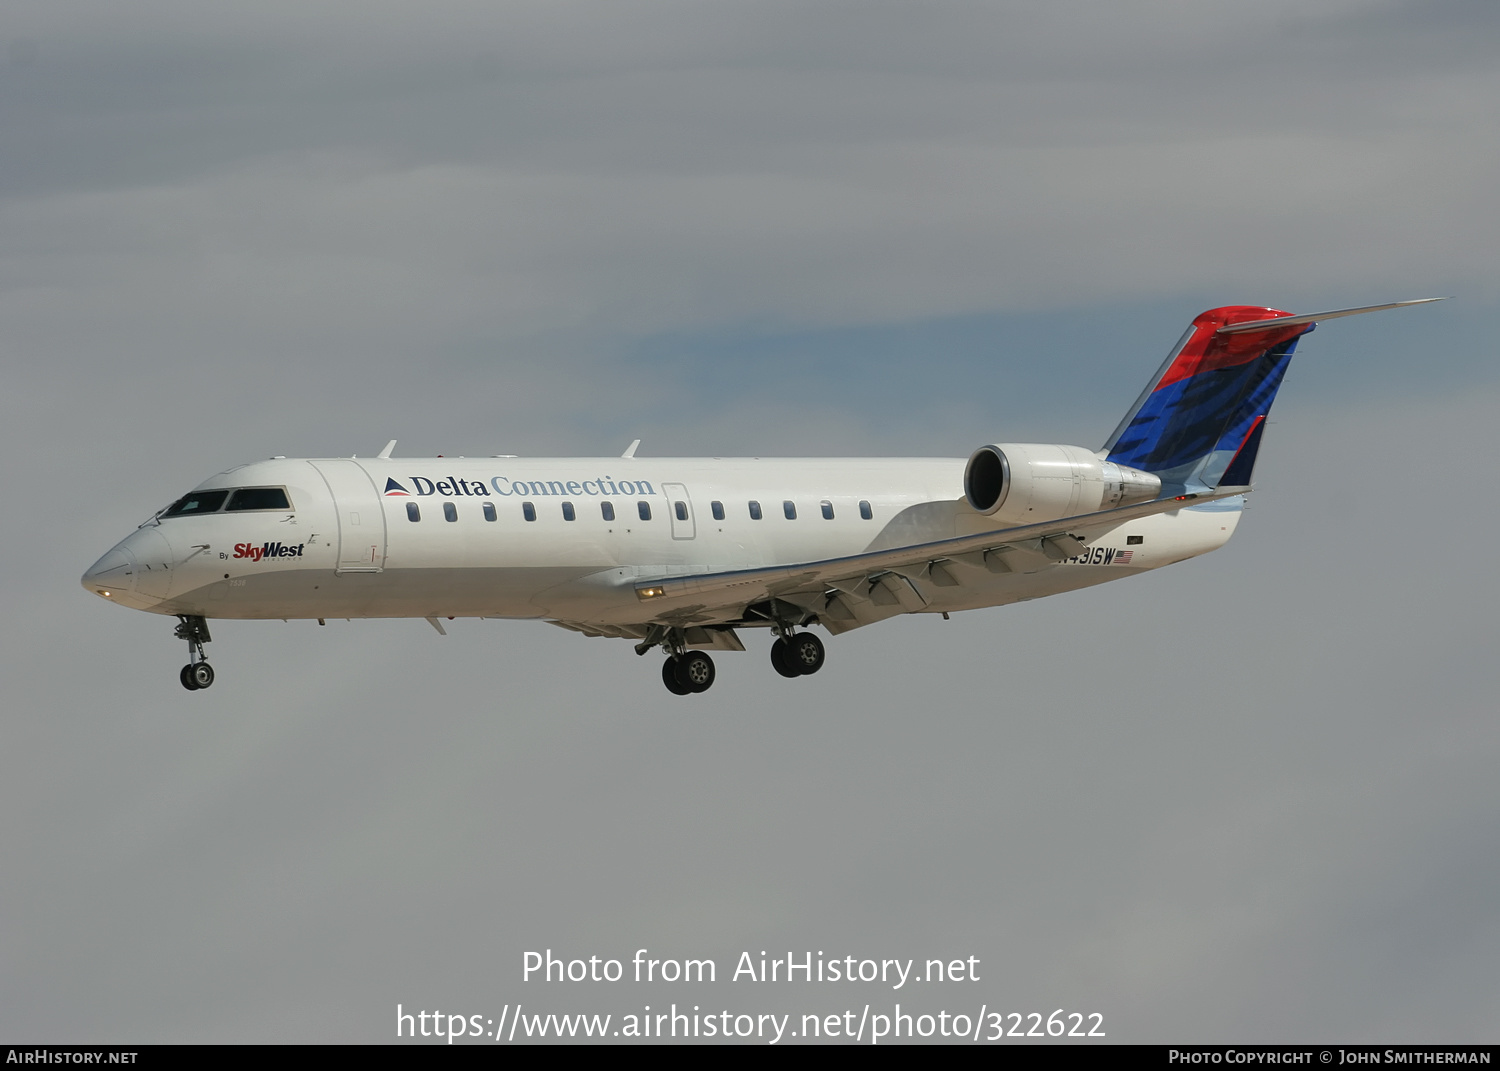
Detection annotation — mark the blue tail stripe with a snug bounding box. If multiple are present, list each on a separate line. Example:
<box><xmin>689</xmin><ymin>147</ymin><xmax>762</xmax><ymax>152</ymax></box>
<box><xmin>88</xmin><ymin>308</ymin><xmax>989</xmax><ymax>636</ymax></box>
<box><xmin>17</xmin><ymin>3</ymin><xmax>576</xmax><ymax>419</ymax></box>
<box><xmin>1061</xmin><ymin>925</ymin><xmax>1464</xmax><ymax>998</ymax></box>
<box><xmin>1106</xmin><ymin>336</ymin><xmax>1298</xmax><ymax>491</ymax></box>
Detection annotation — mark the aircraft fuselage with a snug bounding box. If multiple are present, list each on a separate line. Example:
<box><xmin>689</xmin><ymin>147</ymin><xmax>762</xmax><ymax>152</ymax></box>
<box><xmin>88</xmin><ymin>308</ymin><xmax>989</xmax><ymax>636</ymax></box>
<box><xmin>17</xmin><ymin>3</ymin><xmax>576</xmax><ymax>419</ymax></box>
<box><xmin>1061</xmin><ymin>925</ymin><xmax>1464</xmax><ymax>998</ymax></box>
<box><xmin>84</xmin><ymin>455</ymin><xmax>1238</xmax><ymax>626</ymax></box>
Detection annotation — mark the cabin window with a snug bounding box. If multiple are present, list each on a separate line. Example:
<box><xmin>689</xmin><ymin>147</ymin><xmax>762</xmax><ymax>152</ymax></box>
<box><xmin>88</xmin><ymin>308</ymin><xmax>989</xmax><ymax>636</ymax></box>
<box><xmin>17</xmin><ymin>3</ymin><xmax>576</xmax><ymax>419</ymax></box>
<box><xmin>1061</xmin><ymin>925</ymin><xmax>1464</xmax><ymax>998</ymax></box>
<box><xmin>674</xmin><ymin>501</ymin><xmax>688</xmax><ymax>521</ymax></box>
<box><xmin>562</xmin><ymin>501</ymin><xmax>576</xmax><ymax>521</ymax></box>
<box><xmin>522</xmin><ymin>502</ymin><xmax>536</xmax><ymax>522</ymax></box>
<box><xmin>226</xmin><ymin>487</ymin><xmax>292</xmax><ymax>512</ymax></box>
<box><xmin>406</xmin><ymin>502</ymin><xmax>420</xmax><ymax>522</ymax></box>
<box><xmin>482</xmin><ymin>503</ymin><xmax>496</xmax><ymax>522</ymax></box>
<box><xmin>748</xmin><ymin>500</ymin><xmax>762</xmax><ymax>520</ymax></box>
<box><xmin>711</xmin><ymin>500</ymin><xmax>724</xmax><ymax>521</ymax></box>
<box><xmin>162</xmin><ymin>490</ymin><xmax>230</xmax><ymax>517</ymax></box>
<box><xmin>638</xmin><ymin>501</ymin><xmax>652</xmax><ymax>521</ymax></box>
<box><xmin>859</xmin><ymin>500</ymin><xmax>873</xmax><ymax>520</ymax></box>
<box><xmin>783</xmin><ymin>500</ymin><xmax>797</xmax><ymax>520</ymax></box>
<box><xmin>442</xmin><ymin>502</ymin><xmax>457</xmax><ymax>522</ymax></box>
<box><xmin>820</xmin><ymin>500</ymin><xmax>834</xmax><ymax>520</ymax></box>
<box><xmin>601</xmin><ymin>501</ymin><xmax>615</xmax><ymax>521</ymax></box>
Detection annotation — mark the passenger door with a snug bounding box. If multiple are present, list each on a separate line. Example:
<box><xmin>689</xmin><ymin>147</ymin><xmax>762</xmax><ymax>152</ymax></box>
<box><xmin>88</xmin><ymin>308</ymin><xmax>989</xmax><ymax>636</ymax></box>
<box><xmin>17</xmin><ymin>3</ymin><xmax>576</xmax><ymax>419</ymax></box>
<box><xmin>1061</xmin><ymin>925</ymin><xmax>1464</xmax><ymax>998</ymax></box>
<box><xmin>308</xmin><ymin>460</ymin><xmax>387</xmax><ymax>572</ymax></box>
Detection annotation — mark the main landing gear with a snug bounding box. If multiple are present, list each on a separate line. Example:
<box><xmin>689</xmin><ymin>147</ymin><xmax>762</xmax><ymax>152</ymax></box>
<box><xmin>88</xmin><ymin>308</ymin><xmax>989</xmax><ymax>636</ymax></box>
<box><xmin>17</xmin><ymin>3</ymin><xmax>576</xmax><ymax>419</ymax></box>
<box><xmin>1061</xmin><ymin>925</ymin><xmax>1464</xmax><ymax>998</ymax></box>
<box><xmin>771</xmin><ymin>630</ymin><xmax>825</xmax><ymax>678</ymax></box>
<box><xmin>175</xmin><ymin>615</ymin><xmax>215</xmax><ymax>691</ymax></box>
<box><xmin>636</xmin><ymin>626</ymin><xmax>719</xmax><ymax>695</ymax></box>
<box><xmin>641</xmin><ymin>621</ymin><xmax>827</xmax><ymax>694</ymax></box>
<box><xmin>662</xmin><ymin>650</ymin><xmax>717</xmax><ymax>695</ymax></box>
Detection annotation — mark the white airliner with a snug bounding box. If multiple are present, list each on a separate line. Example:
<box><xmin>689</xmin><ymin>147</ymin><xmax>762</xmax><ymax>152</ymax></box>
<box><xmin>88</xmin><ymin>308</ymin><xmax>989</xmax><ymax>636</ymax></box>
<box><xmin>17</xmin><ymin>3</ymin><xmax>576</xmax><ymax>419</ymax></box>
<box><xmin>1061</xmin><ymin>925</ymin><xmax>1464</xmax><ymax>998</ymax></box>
<box><xmin>83</xmin><ymin>300</ymin><xmax>1438</xmax><ymax>694</ymax></box>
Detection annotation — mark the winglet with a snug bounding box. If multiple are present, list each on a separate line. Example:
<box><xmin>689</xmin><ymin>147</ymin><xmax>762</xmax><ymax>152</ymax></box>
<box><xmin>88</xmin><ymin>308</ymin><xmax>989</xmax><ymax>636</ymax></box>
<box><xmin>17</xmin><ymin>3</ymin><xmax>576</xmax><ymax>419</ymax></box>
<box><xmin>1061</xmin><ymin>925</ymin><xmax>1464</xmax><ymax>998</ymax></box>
<box><xmin>377</xmin><ymin>440</ymin><xmax>397</xmax><ymax>459</ymax></box>
<box><xmin>622</xmin><ymin>439</ymin><xmax>641</xmax><ymax>459</ymax></box>
<box><xmin>1216</xmin><ymin>298</ymin><xmax>1446</xmax><ymax>335</ymax></box>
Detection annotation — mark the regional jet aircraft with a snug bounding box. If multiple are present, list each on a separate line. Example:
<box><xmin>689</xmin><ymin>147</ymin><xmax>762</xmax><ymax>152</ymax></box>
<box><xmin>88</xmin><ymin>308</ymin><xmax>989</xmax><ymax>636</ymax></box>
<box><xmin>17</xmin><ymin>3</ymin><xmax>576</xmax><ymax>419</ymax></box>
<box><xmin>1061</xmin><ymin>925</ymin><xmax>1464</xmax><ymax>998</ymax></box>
<box><xmin>82</xmin><ymin>300</ymin><xmax>1438</xmax><ymax>694</ymax></box>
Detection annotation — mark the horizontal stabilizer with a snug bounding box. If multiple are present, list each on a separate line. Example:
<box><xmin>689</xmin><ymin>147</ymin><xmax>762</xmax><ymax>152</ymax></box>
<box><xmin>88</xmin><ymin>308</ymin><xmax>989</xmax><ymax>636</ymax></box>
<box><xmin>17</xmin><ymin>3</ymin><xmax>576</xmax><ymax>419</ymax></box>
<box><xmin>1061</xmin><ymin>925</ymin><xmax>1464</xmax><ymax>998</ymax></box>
<box><xmin>1216</xmin><ymin>298</ymin><xmax>1446</xmax><ymax>335</ymax></box>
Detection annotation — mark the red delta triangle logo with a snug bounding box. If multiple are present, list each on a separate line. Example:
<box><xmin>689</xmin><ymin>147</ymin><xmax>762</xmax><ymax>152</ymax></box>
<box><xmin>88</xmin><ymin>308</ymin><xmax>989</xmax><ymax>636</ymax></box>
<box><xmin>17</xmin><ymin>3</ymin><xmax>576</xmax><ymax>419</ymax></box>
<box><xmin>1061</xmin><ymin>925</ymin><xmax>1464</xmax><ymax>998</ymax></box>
<box><xmin>383</xmin><ymin>478</ymin><xmax>412</xmax><ymax>497</ymax></box>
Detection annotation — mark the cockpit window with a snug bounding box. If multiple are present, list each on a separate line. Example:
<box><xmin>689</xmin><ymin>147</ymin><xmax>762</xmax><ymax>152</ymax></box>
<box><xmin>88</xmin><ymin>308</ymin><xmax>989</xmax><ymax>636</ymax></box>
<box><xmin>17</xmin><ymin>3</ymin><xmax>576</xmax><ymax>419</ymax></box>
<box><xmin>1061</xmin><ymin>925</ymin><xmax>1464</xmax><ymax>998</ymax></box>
<box><xmin>161</xmin><ymin>486</ymin><xmax>292</xmax><ymax>518</ymax></box>
<box><xmin>225</xmin><ymin>487</ymin><xmax>292</xmax><ymax>512</ymax></box>
<box><xmin>162</xmin><ymin>490</ymin><xmax>230</xmax><ymax>517</ymax></box>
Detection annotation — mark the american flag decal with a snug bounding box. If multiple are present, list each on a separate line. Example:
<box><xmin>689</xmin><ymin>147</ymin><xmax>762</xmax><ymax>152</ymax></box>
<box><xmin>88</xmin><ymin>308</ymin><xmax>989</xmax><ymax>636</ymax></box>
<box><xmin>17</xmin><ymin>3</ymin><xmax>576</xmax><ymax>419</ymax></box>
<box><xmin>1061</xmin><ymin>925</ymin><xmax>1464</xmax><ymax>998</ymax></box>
<box><xmin>1113</xmin><ymin>549</ymin><xmax>1134</xmax><ymax>564</ymax></box>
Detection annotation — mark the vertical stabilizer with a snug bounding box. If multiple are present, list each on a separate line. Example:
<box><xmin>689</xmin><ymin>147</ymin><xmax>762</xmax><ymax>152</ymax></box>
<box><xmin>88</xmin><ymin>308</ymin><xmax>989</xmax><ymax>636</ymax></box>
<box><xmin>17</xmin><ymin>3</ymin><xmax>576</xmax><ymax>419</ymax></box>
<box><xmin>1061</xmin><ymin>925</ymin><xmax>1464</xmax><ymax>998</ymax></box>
<box><xmin>1103</xmin><ymin>306</ymin><xmax>1310</xmax><ymax>495</ymax></box>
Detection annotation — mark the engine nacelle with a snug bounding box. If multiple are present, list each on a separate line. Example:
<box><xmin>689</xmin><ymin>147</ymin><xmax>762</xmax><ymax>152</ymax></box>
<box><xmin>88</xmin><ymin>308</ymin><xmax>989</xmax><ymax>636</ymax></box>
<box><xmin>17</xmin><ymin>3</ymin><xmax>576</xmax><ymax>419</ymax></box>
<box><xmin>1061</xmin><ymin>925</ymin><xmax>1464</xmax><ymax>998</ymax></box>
<box><xmin>963</xmin><ymin>443</ymin><xmax>1161</xmax><ymax>524</ymax></box>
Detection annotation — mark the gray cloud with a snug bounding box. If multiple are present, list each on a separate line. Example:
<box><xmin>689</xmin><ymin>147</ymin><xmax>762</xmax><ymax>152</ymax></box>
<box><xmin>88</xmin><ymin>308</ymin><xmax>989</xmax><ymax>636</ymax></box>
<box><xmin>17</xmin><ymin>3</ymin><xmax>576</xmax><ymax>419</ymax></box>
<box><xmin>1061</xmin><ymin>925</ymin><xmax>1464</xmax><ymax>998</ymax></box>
<box><xmin>5</xmin><ymin>1</ymin><xmax>1499</xmax><ymax>346</ymax></box>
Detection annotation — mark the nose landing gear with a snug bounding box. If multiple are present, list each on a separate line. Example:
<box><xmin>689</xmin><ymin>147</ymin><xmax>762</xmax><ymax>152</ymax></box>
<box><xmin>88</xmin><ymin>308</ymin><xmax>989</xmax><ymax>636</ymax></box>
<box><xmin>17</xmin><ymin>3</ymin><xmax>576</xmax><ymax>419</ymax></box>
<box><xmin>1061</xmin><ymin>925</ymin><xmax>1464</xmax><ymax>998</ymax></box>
<box><xmin>174</xmin><ymin>615</ymin><xmax>215</xmax><ymax>691</ymax></box>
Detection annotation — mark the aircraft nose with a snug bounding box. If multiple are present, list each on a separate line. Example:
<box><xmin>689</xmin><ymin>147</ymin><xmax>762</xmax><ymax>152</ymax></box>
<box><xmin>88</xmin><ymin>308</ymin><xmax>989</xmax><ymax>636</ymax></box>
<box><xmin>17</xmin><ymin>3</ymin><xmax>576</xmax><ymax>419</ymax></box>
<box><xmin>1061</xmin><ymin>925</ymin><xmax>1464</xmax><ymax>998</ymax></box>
<box><xmin>82</xmin><ymin>526</ymin><xmax>175</xmax><ymax>608</ymax></box>
<box><xmin>82</xmin><ymin>545</ymin><xmax>137</xmax><ymax>599</ymax></box>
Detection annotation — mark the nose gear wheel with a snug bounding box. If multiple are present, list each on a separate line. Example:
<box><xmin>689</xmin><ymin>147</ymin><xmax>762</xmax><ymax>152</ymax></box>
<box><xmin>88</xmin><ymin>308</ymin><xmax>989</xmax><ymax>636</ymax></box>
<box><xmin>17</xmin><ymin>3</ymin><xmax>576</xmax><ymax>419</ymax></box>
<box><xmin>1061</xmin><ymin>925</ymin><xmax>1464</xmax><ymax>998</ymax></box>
<box><xmin>180</xmin><ymin>662</ymin><xmax>215</xmax><ymax>691</ymax></box>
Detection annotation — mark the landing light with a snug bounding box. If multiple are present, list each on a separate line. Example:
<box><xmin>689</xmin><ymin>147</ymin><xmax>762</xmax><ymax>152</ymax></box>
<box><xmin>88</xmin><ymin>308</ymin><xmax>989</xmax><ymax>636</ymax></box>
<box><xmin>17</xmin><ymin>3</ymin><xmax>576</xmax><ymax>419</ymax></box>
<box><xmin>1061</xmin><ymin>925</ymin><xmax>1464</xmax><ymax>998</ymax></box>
<box><xmin>638</xmin><ymin>586</ymin><xmax>666</xmax><ymax>600</ymax></box>
<box><xmin>100</xmin><ymin>590</ymin><xmax>112</xmax><ymax>597</ymax></box>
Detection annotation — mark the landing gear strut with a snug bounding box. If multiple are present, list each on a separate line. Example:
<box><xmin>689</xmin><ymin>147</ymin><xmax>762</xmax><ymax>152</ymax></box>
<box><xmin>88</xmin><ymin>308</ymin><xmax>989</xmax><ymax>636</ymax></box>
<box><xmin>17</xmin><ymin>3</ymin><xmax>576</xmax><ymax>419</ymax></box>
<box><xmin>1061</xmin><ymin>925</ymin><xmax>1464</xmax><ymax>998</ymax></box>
<box><xmin>175</xmin><ymin>615</ymin><xmax>214</xmax><ymax>691</ymax></box>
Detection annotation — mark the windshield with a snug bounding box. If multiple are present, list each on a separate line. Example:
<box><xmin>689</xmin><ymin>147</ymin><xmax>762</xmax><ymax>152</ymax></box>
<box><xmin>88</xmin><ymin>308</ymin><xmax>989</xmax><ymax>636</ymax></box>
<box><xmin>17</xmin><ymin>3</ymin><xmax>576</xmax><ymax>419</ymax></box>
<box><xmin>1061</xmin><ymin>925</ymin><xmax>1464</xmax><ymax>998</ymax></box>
<box><xmin>158</xmin><ymin>485</ymin><xmax>294</xmax><ymax>519</ymax></box>
<box><xmin>161</xmin><ymin>490</ymin><xmax>230</xmax><ymax>517</ymax></box>
<box><xmin>226</xmin><ymin>487</ymin><xmax>291</xmax><ymax>511</ymax></box>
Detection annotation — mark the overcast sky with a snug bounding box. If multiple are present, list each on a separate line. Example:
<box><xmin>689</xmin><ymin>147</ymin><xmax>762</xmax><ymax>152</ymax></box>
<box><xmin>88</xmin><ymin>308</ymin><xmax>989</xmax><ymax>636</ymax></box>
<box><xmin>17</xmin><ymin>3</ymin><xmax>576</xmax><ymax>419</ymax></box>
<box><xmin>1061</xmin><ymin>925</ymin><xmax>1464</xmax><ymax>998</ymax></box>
<box><xmin>3</xmin><ymin>0</ymin><xmax>1497</xmax><ymax>1044</ymax></box>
